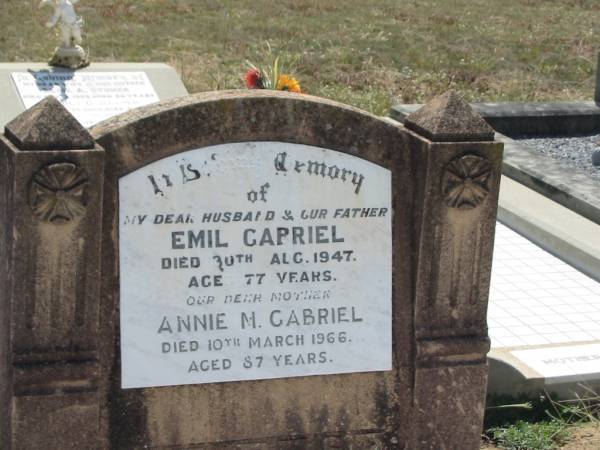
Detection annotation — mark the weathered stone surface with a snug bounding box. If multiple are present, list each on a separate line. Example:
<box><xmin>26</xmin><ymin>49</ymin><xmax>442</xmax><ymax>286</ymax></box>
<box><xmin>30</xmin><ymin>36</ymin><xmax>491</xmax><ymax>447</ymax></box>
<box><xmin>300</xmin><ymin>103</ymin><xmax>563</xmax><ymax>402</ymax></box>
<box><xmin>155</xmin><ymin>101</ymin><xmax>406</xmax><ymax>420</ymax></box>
<box><xmin>404</xmin><ymin>90</ymin><xmax>495</xmax><ymax>142</ymax></box>
<box><xmin>4</xmin><ymin>96</ymin><xmax>94</xmax><ymax>150</ymax></box>
<box><xmin>93</xmin><ymin>90</ymin><xmax>415</xmax><ymax>449</ymax></box>
<box><xmin>13</xmin><ymin>393</ymin><xmax>99</xmax><ymax>450</ymax></box>
<box><xmin>1</xmin><ymin>90</ymin><xmax>502</xmax><ymax>449</ymax></box>
<box><xmin>0</xmin><ymin>118</ymin><xmax>104</xmax><ymax>449</ymax></box>
<box><xmin>410</xmin><ymin>364</ymin><xmax>489</xmax><ymax>450</ymax></box>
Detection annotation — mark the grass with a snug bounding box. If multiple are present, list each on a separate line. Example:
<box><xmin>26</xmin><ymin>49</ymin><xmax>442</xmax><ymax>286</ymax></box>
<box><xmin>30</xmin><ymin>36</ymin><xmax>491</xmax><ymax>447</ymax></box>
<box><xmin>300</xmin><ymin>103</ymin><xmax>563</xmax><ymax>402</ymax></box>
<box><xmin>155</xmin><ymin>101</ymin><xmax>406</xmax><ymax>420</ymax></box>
<box><xmin>484</xmin><ymin>387</ymin><xmax>600</xmax><ymax>449</ymax></box>
<box><xmin>1</xmin><ymin>0</ymin><xmax>599</xmax><ymax>115</ymax></box>
<box><xmin>489</xmin><ymin>420</ymin><xmax>571</xmax><ymax>450</ymax></box>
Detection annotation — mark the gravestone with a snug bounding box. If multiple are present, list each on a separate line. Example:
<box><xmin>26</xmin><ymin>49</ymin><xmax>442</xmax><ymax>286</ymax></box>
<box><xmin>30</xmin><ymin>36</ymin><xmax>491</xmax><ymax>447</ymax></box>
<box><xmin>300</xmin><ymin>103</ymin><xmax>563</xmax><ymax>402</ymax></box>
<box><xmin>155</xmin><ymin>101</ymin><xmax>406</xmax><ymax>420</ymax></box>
<box><xmin>0</xmin><ymin>90</ymin><xmax>502</xmax><ymax>449</ymax></box>
<box><xmin>0</xmin><ymin>62</ymin><xmax>188</xmax><ymax>128</ymax></box>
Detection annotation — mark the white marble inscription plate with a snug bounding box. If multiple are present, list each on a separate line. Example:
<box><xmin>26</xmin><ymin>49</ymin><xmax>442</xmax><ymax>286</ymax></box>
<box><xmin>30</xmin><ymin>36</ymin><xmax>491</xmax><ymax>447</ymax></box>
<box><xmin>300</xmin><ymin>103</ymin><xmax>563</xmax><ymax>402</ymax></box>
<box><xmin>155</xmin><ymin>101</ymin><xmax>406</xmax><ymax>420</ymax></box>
<box><xmin>119</xmin><ymin>142</ymin><xmax>392</xmax><ymax>388</ymax></box>
<box><xmin>11</xmin><ymin>71</ymin><xmax>159</xmax><ymax>127</ymax></box>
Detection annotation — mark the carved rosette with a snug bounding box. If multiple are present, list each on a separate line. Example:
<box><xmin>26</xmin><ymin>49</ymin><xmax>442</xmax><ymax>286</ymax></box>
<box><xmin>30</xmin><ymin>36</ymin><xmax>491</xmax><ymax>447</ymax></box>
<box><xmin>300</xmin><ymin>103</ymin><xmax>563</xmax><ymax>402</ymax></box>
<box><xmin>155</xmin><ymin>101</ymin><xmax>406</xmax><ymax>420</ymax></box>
<box><xmin>442</xmin><ymin>154</ymin><xmax>492</xmax><ymax>210</ymax></box>
<box><xmin>29</xmin><ymin>163</ymin><xmax>88</xmax><ymax>223</ymax></box>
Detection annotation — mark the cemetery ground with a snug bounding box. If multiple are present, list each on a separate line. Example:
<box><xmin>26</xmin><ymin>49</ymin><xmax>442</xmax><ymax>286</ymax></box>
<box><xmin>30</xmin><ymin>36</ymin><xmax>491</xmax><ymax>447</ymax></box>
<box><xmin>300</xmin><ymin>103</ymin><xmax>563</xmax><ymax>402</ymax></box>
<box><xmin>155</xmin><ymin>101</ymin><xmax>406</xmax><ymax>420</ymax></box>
<box><xmin>481</xmin><ymin>390</ymin><xmax>600</xmax><ymax>449</ymax></box>
<box><xmin>0</xmin><ymin>0</ymin><xmax>599</xmax><ymax>116</ymax></box>
<box><xmin>481</xmin><ymin>422</ymin><xmax>600</xmax><ymax>450</ymax></box>
<box><xmin>1</xmin><ymin>1</ymin><xmax>600</xmax><ymax>449</ymax></box>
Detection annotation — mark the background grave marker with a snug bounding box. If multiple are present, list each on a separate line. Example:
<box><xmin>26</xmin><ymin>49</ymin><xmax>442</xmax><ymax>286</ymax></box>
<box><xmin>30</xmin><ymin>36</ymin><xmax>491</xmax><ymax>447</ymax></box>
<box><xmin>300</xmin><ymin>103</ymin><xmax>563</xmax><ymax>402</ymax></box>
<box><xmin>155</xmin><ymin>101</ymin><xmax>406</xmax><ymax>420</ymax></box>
<box><xmin>0</xmin><ymin>62</ymin><xmax>188</xmax><ymax>128</ymax></box>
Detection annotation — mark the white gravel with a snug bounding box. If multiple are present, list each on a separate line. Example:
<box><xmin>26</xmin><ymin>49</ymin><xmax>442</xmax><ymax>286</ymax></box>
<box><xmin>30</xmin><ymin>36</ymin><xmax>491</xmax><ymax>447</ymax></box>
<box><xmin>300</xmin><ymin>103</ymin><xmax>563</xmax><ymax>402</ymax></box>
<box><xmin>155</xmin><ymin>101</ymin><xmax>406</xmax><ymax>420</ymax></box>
<box><xmin>516</xmin><ymin>134</ymin><xmax>600</xmax><ymax>181</ymax></box>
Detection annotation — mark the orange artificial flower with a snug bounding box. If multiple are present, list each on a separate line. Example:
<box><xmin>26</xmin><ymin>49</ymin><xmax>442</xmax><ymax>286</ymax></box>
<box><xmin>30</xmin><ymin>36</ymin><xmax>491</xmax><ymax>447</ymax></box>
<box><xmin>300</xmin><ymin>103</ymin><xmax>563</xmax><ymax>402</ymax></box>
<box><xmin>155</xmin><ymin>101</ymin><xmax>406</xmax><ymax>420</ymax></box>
<box><xmin>276</xmin><ymin>74</ymin><xmax>301</xmax><ymax>93</ymax></box>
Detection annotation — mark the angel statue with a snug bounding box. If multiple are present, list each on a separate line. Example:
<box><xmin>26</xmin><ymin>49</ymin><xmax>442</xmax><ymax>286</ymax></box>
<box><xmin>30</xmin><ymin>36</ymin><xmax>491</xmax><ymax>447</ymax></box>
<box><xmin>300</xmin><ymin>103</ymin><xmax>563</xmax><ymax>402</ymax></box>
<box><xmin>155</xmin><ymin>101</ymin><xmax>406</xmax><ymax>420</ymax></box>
<box><xmin>39</xmin><ymin>0</ymin><xmax>89</xmax><ymax>69</ymax></box>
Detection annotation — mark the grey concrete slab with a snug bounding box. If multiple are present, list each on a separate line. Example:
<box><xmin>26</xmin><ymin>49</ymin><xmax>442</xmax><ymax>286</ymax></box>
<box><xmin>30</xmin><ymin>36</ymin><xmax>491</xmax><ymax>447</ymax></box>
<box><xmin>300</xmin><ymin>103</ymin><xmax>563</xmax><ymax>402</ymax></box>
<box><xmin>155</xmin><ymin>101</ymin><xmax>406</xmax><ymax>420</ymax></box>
<box><xmin>391</xmin><ymin>101</ymin><xmax>600</xmax><ymax>136</ymax></box>
<box><xmin>0</xmin><ymin>62</ymin><xmax>188</xmax><ymax>128</ymax></box>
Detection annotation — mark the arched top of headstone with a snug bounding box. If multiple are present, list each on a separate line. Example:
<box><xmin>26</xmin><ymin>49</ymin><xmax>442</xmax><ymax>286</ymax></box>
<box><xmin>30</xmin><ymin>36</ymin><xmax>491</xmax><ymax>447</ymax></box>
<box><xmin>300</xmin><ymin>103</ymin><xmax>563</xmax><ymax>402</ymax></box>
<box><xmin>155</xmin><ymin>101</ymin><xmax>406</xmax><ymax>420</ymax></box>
<box><xmin>404</xmin><ymin>90</ymin><xmax>494</xmax><ymax>142</ymax></box>
<box><xmin>91</xmin><ymin>90</ymin><xmax>407</xmax><ymax>177</ymax></box>
<box><xmin>5</xmin><ymin>96</ymin><xmax>95</xmax><ymax>150</ymax></box>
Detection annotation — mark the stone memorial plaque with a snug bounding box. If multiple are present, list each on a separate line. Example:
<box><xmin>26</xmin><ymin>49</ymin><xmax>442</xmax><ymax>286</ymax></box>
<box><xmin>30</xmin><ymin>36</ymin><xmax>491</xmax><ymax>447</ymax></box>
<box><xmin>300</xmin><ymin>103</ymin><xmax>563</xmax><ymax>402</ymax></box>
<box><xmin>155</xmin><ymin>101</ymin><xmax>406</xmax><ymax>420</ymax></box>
<box><xmin>119</xmin><ymin>142</ymin><xmax>392</xmax><ymax>388</ymax></box>
<box><xmin>511</xmin><ymin>344</ymin><xmax>600</xmax><ymax>381</ymax></box>
<box><xmin>11</xmin><ymin>71</ymin><xmax>159</xmax><ymax>127</ymax></box>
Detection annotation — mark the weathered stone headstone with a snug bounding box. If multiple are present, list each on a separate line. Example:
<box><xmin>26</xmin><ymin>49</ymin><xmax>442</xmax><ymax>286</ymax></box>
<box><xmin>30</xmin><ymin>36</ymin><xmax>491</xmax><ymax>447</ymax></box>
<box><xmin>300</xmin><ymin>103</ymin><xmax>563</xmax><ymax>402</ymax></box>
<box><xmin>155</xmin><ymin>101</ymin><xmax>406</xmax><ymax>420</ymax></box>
<box><xmin>0</xmin><ymin>90</ymin><xmax>502</xmax><ymax>449</ymax></box>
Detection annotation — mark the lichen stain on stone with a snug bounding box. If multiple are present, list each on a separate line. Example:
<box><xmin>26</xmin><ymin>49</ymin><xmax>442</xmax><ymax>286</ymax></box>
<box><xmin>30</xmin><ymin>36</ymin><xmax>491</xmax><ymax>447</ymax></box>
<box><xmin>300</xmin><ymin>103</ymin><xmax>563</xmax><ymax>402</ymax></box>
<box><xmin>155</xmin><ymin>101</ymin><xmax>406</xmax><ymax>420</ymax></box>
<box><xmin>260</xmin><ymin>396</ymin><xmax>278</xmax><ymax>435</ymax></box>
<box><xmin>371</xmin><ymin>372</ymin><xmax>404</xmax><ymax>450</ymax></box>
<box><xmin>112</xmin><ymin>127</ymin><xmax>139</xmax><ymax>171</ymax></box>
<box><xmin>334</xmin><ymin>406</ymin><xmax>352</xmax><ymax>448</ymax></box>
<box><xmin>144</xmin><ymin>375</ymin><xmax>394</xmax><ymax>446</ymax></box>
<box><xmin>33</xmin><ymin>222</ymin><xmax>78</xmax><ymax>342</ymax></box>
<box><xmin>307</xmin><ymin>404</ymin><xmax>329</xmax><ymax>447</ymax></box>
<box><xmin>12</xmin><ymin>224</ymin><xmax>21</xmax><ymax>243</ymax></box>
<box><xmin>109</xmin><ymin>388</ymin><xmax>149</xmax><ymax>450</ymax></box>
<box><xmin>283</xmin><ymin>100</ymin><xmax>297</xmax><ymax>131</ymax></box>
<box><xmin>284</xmin><ymin>399</ymin><xmax>306</xmax><ymax>437</ymax></box>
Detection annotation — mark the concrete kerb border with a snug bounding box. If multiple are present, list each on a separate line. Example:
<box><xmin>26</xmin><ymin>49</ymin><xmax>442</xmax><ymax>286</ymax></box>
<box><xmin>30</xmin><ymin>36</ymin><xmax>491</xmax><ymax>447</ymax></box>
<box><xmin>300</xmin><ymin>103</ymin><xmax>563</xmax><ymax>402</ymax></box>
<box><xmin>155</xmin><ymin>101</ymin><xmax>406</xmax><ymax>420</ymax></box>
<box><xmin>390</xmin><ymin>101</ymin><xmax>600</xmax><ymax>137</ymax></box>
<box><xmin>497</xmin><ymin>132</ymin><xmax>600</xmax><ymax>226</ymax></box>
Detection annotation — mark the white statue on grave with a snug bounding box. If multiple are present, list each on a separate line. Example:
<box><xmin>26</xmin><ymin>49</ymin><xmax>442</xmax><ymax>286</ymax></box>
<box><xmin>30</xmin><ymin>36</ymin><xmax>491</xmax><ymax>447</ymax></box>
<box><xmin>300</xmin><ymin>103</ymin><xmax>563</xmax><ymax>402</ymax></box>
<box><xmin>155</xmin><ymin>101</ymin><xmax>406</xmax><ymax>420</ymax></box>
<box><xmin>39</xmin><ymin>0</ymin><xmax>89</xmax><ymax>69</ymax></box>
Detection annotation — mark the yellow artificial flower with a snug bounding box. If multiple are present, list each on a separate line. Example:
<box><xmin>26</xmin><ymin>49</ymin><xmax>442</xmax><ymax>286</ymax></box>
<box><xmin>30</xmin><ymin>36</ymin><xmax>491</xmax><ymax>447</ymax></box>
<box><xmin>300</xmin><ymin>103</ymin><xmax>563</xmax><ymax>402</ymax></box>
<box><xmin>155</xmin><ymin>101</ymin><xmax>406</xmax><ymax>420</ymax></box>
<box><xmin>276</xmin><ymin>74</ymin><xmax>301</xmax><ymax>93</ymax></box>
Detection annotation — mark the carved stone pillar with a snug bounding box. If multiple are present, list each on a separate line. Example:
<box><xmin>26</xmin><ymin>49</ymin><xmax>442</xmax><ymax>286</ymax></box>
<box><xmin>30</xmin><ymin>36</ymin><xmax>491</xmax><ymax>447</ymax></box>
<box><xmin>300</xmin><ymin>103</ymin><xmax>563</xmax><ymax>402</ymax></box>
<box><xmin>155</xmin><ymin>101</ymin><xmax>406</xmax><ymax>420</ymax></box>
<box><xmin>0</xmin><ymin>97</ymin><xmax>105</xmax><ymax>450</ymax></box>
<box><xmin>405</xmin><ymin>91</ymin><xmax>503</xmax><ymax>450</ymax></box>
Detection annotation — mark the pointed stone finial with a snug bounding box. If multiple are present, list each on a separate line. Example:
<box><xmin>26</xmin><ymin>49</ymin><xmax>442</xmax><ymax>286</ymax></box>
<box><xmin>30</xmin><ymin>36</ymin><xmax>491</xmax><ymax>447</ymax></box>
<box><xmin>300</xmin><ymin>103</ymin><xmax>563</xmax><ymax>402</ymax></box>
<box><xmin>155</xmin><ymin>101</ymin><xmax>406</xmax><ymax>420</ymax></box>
<box><xmin>4</xmin><ymin>96</ymin><xmax>94</xmax><ymax>150</ymax></box>
<box><xmin>404</xmin><ymin>90</ymin><xmax>494</xmax><ymax>142</ymax></box>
